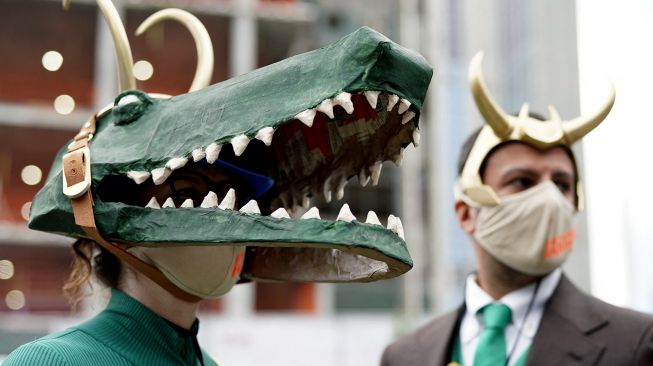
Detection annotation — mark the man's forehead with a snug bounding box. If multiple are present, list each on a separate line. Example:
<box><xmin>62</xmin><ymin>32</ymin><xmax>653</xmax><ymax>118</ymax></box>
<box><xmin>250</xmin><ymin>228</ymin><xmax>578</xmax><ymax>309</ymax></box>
<box><xmin>483</xmin><ymin>142</ymin><xmax>576</xmax><ymax>177</ymax></box>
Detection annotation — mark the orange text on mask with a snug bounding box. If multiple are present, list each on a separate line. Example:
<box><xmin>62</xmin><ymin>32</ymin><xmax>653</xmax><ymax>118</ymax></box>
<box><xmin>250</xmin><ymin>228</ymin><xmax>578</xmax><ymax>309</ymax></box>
<box><xmin>544</xmin><ymin>230</ymin><xmax>576</xmax><ymax>259</ymax></box>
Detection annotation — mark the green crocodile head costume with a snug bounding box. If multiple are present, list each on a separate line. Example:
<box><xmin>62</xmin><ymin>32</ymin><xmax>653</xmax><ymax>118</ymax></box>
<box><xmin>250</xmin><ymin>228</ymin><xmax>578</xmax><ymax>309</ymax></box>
<box><xmin>29</xmin><ymin>0</ymin><xmax>432</xmax><ymax>300</ymax></box>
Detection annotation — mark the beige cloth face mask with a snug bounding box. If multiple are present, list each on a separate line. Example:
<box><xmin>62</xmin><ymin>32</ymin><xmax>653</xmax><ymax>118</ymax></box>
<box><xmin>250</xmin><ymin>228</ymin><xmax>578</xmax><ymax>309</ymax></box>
<box><xmin>128</xmin><ymin>245</ymin><xmax>246</xmax><ymax>299</ymax></box>
<box><xmin>469</xmin><ymin>181</ymin><xmax>576</xmax><ymax>275</ymax></box>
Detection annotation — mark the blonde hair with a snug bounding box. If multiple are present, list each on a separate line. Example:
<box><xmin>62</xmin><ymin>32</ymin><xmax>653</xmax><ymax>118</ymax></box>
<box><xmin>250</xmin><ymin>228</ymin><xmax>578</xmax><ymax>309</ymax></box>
<box><xmin>63</xmin><ymin>239</ymin><xmax>122</xmax><ymax>309</ymax></box>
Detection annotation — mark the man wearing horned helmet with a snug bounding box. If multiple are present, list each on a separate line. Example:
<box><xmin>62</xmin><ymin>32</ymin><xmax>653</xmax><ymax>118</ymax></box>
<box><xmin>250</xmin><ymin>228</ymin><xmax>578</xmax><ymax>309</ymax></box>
<box><xmin>381</xmin><ymin>53</ymin><xmax>653</xmax><ymax>366</ymax></box>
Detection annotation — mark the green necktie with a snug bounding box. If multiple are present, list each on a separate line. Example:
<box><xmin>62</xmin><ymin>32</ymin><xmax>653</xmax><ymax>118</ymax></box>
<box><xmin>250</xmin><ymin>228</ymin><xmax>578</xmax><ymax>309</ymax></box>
<box><xmin>473</xmin><ymin>303</ymin><xmax>512</xmax><ymax>366</ymax></box>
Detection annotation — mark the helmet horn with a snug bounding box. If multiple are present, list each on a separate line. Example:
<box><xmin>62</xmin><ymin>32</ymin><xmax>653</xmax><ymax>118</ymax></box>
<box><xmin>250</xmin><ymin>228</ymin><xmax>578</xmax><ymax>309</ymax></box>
<box><xmin>136</xmin><ymin>8</ymin><xmax>214</xmax><ymax>92</ymax></box>
<box><xmin>469</xmin><ymin>52</ymin><xmax>513</xmax><ymax>138</ymax></box>
<box><xmin>562</xmin><ymin>84</ymin><xmax>616</xmax><ymax>144</ymax></box>
<box><xmin>63</xmin><ymin>0</ymin><xmax>136</xmax><ymax>92</ymax></box>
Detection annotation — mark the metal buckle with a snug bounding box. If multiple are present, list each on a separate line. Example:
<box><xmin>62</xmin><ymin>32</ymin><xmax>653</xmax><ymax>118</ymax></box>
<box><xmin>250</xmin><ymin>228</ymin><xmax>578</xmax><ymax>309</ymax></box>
<box><xmin>62</xmin><ymin>146</ymin><xmax>92</xmax><ymax>198</ymax></box>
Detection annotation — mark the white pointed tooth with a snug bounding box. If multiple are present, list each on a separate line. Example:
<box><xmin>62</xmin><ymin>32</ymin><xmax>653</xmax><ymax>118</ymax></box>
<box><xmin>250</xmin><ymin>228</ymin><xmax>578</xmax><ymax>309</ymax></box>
<box><xmin>324</xmin><ymin>191</ymin><xmax>332</xmax><ymax>203</ymax></box>
<box><xmin>387</xmin><ymin>94</ymin><xmax>399</xmax><ymax>111</ymax></box>
<box><xmin>127</xmin><ymin>171</ymin><xmax>150</xmax><ymax>185</ymax></box>
<box><xmin>145</xmin><ymin>197</ymin><xmax>160</xmax><ymax>209</ymax></box>
<box><xmin>151</xmin><ymin>167</ymin><xmax>172</xmax><ymax>185</ymax></box>
<box><xmin>392</xmin><ymin>148</ymin><xmax>405</xmax><ymax>167</ymax></box>
<box><xmin>387</xmin><ymin>214</ymin><xmax>405</xmax><ymax>240</ymax></box>
<box><xmin>218</xmin><ymin>188</ymin><xmax>236</xmax><ymax>210</ymax></box>
<box><xmin>398</xmin><ymin>99</ymin><xmax>411</xmax><ymax>114</ymax></box>
<box><xmin>166</xmin><ymin>157</ymin><xmax>188</xmax><ymax>171</ymax></box>
<box><xmin>366</xmin><ymin>211</ymin><xmax>382</xmax><ymax>226</ymax></box>
<box><xmin>162</xmin><ymin>197</ymin><xmax>176</xmax><ymax>208</ymax></box>
<box><xmin>301</xmin><ymin>207</ymin><xmax>321</xmax><ymax>220</ymax></box>
<box><xmin>370</xmin><ymin>161</ymin><xmax>383</xmax><ymax>186</ymax></box>
<box><xmin>200</xmin><ymin>191</ymin><xmax>219</xmax><ymax>208</ymax></box>
<box><xmin>387</xmin><ymin>214</ymin><xmax>398</xmax><ymax>230</ymax></box>
<box><xmin>317</xmin><ymin>99</ymin><xmax>335</xmax><ymax>119</ymax></box>
<box><xmin>336</xmin><ymin>187</ymin><xmax>345</xmax><ymax>200</ymax></box>
<box><xmin>402</xmin><ymin>110</ymin><xmax>416</xmax><ymax>125</ymax></box>
<box><xmin>206</xmin><ymin>143</ymin><xmax>222</xmax><ymax>164</ymax></box>
<box><xmin>271</xmin><ymin>207</ymin><xmax>291</xmax><ymax>219</ymax></box>
<box><xmin>412</xmin><ymin>129</ymin><xmax>421</xmax><ymax>147</ymax></box>
<box><xmin>240</xmin><ymin>200</ymin><xmax>261</xmax><ymax>214</ymax></box>
<box><xmin>231</xmin><ymin>135</ymin><xmax>250</xmax><ymax>157</ymax></box>
<box><xmin>358</xmin><ymin>168</ymin><xmax>370</xmax><ymax>187</ymax></box>
<box><xmin>396</xmin><ymin>217</ymin><xmax>405</xmax><ymax>240</ymax></box>
<box><xmin>336</xmin><ymin>176</ymin><xmax>348</xmax><ymax>200</ymax></box>
<box><xmin>192</xmin><ymin>148</ymin><xmax>206</xmax><ymax>162</ymax></box>
<box><xmin>334</xmin><ymin>92</ymin><xmax>354</xmax><ymax>114</ymax></box>
<box><xmin>295</xmin><ymin>109</ymin><xmax>316</xmax><ymax>127</ymax></box>
<box><xmin>255</xmin><ymin>127</ymin><xmax>275</xmax><ymax>146</ymax></box>
<box><xmin>180</xmin><ymin>199</ymin><xmax>194</xmax><ymax>208</ymax></box>
<box><xmin>364</xmin><ymin>91</ymin><xmax>380</xmax><ymax>109</ymax></box>
<box><xmin>336</xmin><ymin>203</ymin><xmax>356</xmax><ymax>222</ymax></box>
<box><xmin>323</xmin><ymin>175</ymin><xmax>333</xmax><ymax>203</ymax></box>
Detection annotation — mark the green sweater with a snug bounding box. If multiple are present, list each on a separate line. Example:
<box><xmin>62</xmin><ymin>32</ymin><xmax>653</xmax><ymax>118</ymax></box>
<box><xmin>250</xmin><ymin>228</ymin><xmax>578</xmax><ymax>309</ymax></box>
<box><xmin>3</xmin><ymin>289</ymin><xmax>218</xmax><ymax>366</ymax></box>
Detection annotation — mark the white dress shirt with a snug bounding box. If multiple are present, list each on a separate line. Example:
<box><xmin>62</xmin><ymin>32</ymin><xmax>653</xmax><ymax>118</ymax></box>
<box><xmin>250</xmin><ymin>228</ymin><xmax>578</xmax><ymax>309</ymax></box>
<box><xmin>459</xmin><ymin>269</ymin><xmax>562</xmax><ymax>366</ymax></box>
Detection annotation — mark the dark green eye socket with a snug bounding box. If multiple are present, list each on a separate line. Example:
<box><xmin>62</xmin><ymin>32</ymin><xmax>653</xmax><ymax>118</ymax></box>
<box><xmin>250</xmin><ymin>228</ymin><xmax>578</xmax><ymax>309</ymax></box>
<box><xmin>113</xmin><ymin>90</ymin><xmax>154</xmax><ymax>125</ymax></box>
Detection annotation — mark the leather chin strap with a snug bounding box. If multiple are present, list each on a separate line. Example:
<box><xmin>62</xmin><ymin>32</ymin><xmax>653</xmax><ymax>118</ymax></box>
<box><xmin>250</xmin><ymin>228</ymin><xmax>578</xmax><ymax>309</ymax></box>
<box><xmin>62</xmin><ymin>115</ymin><xmax>202</xmax><ymax>303</ymax></box>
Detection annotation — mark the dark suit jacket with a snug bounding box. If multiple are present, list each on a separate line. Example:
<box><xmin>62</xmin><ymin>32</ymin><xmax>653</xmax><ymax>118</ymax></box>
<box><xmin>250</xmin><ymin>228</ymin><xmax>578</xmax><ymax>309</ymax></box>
<box><xmin>381</xmin><ymin>275</ymin><xmax>653</xmax><ymax>365</ymax></box>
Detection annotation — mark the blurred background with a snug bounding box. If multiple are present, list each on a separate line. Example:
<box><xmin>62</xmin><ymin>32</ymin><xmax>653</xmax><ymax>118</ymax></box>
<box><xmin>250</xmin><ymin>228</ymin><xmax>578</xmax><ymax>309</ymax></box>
<box><xmin>1</xmin><ymin>0</ymin><xmax>652</xmax><ymax>364</ymax></box>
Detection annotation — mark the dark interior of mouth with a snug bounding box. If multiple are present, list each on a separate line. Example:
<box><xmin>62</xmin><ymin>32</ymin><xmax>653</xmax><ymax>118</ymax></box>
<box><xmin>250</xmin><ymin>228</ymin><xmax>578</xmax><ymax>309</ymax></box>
<box><xmin>96</xmin><ymin>93</ymin><xmax>416</xmax><ymax>215</ymax></box>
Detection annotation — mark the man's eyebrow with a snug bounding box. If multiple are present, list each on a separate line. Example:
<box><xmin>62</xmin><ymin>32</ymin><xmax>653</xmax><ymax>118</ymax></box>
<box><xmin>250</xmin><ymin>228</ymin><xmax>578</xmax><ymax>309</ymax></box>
<box><xmin>501</xmin><ymin>168</ymin><xmax>538</xmax><ymax>178</ymax></box>
<box><xmin>552</xmin><ymin>170</ymin><xmax>575</xmax><ymax>180</ymax></box>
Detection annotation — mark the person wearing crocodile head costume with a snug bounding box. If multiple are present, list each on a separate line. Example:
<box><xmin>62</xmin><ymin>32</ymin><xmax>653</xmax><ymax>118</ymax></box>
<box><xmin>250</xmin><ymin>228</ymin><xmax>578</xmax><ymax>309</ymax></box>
<box><xmin>381</xmin><ymin>53</ymin><xmax>653</xmax><ymax>366</ymax></box>
<box><xmin>4</xmin><ymin>1</ymin><xmax>432</xmax><ymax>365</ymax></box>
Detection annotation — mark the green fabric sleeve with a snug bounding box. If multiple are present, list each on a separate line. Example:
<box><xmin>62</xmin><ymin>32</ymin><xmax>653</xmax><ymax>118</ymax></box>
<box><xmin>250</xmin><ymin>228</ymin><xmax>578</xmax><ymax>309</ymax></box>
<box><xmin>3</xmin><ymin>342</ymin><xmax>68</xmax><ymax>366</ymax></box>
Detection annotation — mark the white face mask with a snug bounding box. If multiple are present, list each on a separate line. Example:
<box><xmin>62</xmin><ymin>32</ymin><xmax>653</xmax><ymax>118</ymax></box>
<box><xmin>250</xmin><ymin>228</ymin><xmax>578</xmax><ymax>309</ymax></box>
<box><xmin>128</xmin><ymin>245</ymin><xmax>246</xmax><ymax>299</ymax></box>
<box><xmin>471</xmin><ymin>181</ymin><xmax>576</xmax><ymax>275</ymax></box>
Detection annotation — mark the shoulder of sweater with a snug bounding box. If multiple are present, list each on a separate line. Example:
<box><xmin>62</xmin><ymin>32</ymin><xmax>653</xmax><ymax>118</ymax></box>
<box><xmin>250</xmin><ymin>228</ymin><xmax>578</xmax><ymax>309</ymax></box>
<box><xmin>3</xmin><ymin>337</ymin><xmax>70</xmax><ymax>366</ymax></box>
<box><xmin>3</xmin><ymin>326</ymin><xmax>113</xmax><ymax>366</ymax></box>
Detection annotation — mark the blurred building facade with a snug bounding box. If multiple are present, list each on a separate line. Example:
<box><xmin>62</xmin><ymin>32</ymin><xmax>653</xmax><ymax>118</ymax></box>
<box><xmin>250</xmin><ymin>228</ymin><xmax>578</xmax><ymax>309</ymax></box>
<box><xmin>1</xmin><ymin>0</ymin><xmax>592</xmax><ymax>364</ymax></box>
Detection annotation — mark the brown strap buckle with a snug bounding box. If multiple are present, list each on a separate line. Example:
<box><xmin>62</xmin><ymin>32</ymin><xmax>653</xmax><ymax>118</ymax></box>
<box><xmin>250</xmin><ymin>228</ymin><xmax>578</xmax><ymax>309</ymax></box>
<box><xmin>62</xmin><ymin>114</ymin><xmax>202</xmax><ymax>303</ymax></box>
<box><xmin>63</xmin><ymin>146</ymin><xmax>92</xmax><ymax>198</ymax></box>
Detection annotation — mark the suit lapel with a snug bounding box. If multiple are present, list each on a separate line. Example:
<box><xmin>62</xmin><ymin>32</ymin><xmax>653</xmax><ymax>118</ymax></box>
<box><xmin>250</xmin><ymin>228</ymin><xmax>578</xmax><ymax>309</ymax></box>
<box><xmin>526</xmin><ymin>276</ymin><xmax>607</xmax><ymax>366</ymax></box>
<box><xmin>418</xmin><ymin>306</ymin><xmax>464</xmax><ymax>365</ymax></box>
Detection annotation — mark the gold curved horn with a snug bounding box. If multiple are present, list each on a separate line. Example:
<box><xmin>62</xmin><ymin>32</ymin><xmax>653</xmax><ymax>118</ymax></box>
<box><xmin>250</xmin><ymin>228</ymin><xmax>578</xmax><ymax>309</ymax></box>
<box><xmin>136</xmin><ymin>8</ymin><xmax>214</xmax><ymax>92</ymax></box>
<box><xmin>518</xmin><ymin>103</ymin><xmax>530</xmax><ymax>119</ymax></box>
<box><xmin>63</xmin><ymin>0</ymin><xmax>136</xmax><ymax>91</ymax></box>
<box><xmin>562</xmin><ymin>83</ymin><xmax>616</xmax><ymax>144</ymax></box>
<box><xmin>469</xmin><ymin>51</ymin><xmax>513</xmax><ymax>138</ymax></box>
<box><xmin>548</xmin><ymin>105</ymin><xmax>561</xmax><ymax>121</ymax></box>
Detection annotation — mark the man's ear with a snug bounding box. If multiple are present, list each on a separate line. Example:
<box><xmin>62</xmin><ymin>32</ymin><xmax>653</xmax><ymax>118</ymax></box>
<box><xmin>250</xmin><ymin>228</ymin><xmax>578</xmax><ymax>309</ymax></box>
<box><xmin>455</xmin><ymin>199</ymin><xmax>477</xmax><ymax>235</ymax></box>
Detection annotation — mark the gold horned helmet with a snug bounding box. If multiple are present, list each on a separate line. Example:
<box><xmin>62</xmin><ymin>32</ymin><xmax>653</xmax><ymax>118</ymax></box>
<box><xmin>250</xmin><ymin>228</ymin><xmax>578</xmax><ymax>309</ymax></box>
<box><xmin>457</xmin><ymin>52</ymin><xmax>616</xmax><ymax>208</ymax></box>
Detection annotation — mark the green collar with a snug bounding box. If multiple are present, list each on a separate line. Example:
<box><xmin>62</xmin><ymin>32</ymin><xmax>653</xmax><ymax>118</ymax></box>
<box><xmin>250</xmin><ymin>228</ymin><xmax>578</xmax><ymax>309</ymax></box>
<box><xmin>79</xmin><ymin>288</ymin><xmax>204</xmax><ymax>365</ymax></box>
